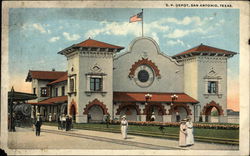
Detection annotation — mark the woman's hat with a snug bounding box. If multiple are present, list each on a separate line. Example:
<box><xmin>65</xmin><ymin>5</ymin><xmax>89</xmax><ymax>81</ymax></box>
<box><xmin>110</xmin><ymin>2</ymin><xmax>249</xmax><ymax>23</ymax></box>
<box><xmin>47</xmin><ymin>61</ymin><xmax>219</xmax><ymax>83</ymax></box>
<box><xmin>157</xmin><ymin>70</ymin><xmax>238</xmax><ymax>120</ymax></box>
<box><xmin>122</xmin><ymin>115</ymin><xmax>126</xmax><ymax>119</ymax></box>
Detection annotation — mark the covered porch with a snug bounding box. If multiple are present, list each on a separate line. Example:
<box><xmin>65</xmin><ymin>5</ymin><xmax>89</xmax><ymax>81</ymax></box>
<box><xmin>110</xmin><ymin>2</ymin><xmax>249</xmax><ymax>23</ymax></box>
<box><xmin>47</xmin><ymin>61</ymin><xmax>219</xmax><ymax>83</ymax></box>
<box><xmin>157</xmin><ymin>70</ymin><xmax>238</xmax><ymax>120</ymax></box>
<box><xmin>29</xmin><ymin>96</ymin><xmax>68</xmax><ymax>121</ymax></box>
<box><xmin>113</xmin><ymin>92</ymin><xmax>199</xmax><ymax>122</ymax></box>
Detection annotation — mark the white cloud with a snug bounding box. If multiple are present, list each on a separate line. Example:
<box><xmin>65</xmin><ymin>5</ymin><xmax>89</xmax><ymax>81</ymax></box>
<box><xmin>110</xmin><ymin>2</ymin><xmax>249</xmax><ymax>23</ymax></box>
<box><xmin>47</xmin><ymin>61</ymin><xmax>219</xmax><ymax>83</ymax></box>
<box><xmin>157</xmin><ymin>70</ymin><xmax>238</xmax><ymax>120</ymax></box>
<box><xmin>166</xmin><ymin>39</ymin><xmax>191</xmax><ymax>48</ymax></box>
<box><xmin>85</xmin><ymin>20</ymin><xmax>170</xmax><ymax>39</ymax></box>
<box><xmin>159</xmin><ymin>16</ymin><xmax>214</xmax><ymax>26</ymax></box>
<box><xmin>166</xmin><ymin>29</ymin><xmax>190</xmax><ymax>38</ymax></box>
<box><xmin>85</xmin><ymin>21</ymin><xmax>141</xmax><ymax>38</ymax></box>
<box><xmin>151</xmin><ymin>32</ymin><xmax>160</xmax><ymax>45</ymax></box>
<box><xmin>49</xmin><ymin>36</ymin><xmax>60</xmax><ymax>42</ymax></box>
<box><xmin>32</xmin><ymin>23</ymin><xmax>51</xmax><ymax>34</ymax></box>
<box><xmin>166</xmin><ymin>27</ymin><xmax>207</xmax><ymax>39</ymax></box>
<box><xmin>84</xmin><ymin>15</ymin><xmax>217</xmax><ymax>40</ymax></box>
<box><xmin>63</xmin><ymin>32</ymin><xmax>81</xmax><ymax>41</ymax></box>
<box><xmin>33</xmin><ymin>23</ymin><xmax>47</xmax><ymax>33</ymax></box>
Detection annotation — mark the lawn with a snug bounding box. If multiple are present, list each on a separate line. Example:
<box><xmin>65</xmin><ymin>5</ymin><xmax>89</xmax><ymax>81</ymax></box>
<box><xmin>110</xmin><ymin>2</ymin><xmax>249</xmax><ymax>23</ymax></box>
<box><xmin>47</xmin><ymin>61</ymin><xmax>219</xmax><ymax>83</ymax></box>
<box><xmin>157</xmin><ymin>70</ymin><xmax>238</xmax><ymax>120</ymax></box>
<box><xmin>43</xmin><ymin>122</ymin><xmax>239</xmax><ymax>144</ymax></box>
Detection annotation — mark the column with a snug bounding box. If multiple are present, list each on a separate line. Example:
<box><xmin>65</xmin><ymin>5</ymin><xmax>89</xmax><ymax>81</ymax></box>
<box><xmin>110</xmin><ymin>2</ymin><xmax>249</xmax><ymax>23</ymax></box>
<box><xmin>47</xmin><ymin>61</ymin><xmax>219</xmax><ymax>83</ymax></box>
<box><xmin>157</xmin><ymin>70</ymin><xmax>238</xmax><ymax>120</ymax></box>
<box><xmin>138</xmin><ymin>103</ymin><xmax>146</xmax><ymax>121</ymax></box>
<box><xmin>163</xmin><ymin>104</ymin><xmax>171</xmax><ymax>122</ymax></box>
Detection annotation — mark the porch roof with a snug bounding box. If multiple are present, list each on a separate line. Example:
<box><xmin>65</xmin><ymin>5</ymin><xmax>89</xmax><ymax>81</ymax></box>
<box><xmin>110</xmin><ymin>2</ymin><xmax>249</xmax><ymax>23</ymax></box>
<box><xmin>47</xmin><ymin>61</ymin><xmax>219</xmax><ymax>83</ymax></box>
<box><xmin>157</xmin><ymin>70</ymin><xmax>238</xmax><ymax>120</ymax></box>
<box><xmin>113</xmin><ymin>92</ymin><xmax>199</xmax><ymax>104</ymax></box>
<box><xmin>28</xmin><ymin>96</ymin><xmax>67</xmax><ymax>105</ymax></box>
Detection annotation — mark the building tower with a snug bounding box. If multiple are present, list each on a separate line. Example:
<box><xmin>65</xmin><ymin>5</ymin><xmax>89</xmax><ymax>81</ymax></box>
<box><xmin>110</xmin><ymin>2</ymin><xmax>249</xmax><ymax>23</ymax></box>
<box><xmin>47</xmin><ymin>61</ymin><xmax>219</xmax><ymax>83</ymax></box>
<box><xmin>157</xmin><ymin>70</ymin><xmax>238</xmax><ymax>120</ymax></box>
<box><xmin>58</xmin><ymin>38</ymin><xmax>124</xmax><ymax>123</ymax></box>
<box><xmin>172</xmin><ymin>44</ymin><xmax>236</xmax><ymax>122</ymax></box>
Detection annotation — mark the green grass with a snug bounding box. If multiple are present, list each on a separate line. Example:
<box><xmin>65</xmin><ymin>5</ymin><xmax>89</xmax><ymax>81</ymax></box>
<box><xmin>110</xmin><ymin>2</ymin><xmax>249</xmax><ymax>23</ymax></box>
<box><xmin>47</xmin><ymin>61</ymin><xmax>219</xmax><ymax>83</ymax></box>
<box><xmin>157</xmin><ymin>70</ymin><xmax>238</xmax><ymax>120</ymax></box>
<box><xmin>44</xmin><ymin>122</ymin><xmax>239</xmax><ymax>144</ymax></box>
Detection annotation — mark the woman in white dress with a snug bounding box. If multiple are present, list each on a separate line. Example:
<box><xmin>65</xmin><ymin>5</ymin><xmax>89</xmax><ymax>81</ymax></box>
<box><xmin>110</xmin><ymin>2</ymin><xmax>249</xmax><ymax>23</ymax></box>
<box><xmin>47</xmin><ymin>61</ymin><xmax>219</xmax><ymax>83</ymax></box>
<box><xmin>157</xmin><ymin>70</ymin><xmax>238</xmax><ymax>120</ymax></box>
<box><xmin>179</xmin><ymin>119</ymin><xmax>187</xmax><ymax>147</ymax></box>
<box><xmin>120</xmin><ymin>115</ymin><xmax>128</xmax><ymax>139</ymax></box>
<box><xmin>186</xmin><ymin>117</ymin><xmax>194</xmax><ymax>146</ymax></box>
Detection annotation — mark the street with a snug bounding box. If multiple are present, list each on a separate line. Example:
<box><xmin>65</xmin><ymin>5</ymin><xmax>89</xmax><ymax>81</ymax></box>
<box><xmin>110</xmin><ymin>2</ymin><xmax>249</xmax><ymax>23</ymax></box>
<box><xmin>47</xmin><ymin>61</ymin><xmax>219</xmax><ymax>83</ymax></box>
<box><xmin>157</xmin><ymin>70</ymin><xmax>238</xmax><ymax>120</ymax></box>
<box><xmin>8</xmin><ymin>125</ymin><xmax>239</xmax><ymax>150</ymax></box>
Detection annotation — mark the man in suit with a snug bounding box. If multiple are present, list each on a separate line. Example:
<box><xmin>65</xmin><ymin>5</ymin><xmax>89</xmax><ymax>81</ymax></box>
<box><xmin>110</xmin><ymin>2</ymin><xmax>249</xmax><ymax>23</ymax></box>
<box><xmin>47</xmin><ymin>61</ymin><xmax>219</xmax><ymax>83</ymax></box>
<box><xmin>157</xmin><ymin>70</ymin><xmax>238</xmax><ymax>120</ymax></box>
<box><xmin>35</xmin><ymin>114</ymin><xmax>42</xmax><ymax>136</ymax></box>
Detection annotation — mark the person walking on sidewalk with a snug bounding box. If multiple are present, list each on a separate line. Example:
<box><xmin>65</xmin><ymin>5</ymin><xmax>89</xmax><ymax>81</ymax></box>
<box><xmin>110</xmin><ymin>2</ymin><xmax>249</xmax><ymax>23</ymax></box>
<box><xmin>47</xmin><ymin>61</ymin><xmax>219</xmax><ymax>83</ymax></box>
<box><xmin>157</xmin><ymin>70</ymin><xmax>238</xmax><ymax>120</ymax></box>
<box><xmin>179</xmin><ymin>119</ymin><xmax>187</xmax><ymax>147</ymax></box>
<box><xmin>120</xmin><ymin>115</ymin><xmax>128</xmax><ymax>139</ymax></box>
<box><xmin>35</xmin><ymin>114</ymin><xmax>42</xmax><ymax>136</ymax></box>
<box><xmin>186</xmin><ymin>117</ymin><xmax>194</xmax><ymax>146</ymax></box>
<box><xmin>57</xmin><ymin>115</ymin><xmax>61</xmax><ymax>130</ymax></box>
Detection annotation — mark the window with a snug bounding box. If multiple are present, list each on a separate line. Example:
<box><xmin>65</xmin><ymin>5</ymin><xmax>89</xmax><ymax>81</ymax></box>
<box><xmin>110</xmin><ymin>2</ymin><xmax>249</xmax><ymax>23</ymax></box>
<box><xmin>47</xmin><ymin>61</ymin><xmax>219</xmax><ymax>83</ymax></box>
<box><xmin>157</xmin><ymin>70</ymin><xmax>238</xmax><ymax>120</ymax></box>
<box><xmin>55</xmin><ymin>88</ymin><xmax>58</xmax><ymax>97</ymax></box>
<box><xmin>70</xmin><ymin>78</ymin><xmax>74</xmax><ymax>92</ymax></box>
<box><xmin>40</xmin><ymin>87</ymin><xmax>47</xmax><ymax>97</ymax></box>
<box><xmin>208</xmin><ymin>81</ymin><xmax>217</xmax><ymax>94</ymax></box>
<box><xmin>90</xmin><ymin>78</ymin><xmax>102</xmax><ymax>91</ymax></box>
<box><xmin>33</xmin><ymin>88</ymin><xmax>36</xmax><ymax>94</ymax></box>
<box><xmin>62</xmin><ymin>86</ymin><xmax>65</xmax><ymax>96</ymax></box>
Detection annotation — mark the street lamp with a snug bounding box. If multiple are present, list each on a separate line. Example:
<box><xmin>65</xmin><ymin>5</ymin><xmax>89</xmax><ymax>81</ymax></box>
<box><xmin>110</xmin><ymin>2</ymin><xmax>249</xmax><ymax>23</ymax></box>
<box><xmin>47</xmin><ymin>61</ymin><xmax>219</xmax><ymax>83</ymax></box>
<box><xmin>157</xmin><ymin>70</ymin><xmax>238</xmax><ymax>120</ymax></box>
<box><xmin>171</xmin><ymin>94</ymin><xmax>178</xmax><ymax>106</ymax></box>
<box><xmin>145</xmin><ymin>93</ymin><xmax>152</xmax><ymax>104</ymax></box>
<box><xmin>145</xmin><ymin>93</ymin><xmax>152</xmax><ymax>121</ymax></box>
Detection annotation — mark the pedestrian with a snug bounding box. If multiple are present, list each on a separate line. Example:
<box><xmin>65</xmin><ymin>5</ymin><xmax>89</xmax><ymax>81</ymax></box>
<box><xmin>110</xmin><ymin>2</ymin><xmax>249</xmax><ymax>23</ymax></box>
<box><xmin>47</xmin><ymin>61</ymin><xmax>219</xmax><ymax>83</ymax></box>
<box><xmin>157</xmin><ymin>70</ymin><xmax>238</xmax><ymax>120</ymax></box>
<box><xmin>57</xmin><ymin>115</ymin><xmax>61</xmax><ymax>130</ymax></box>
<box><xmin>69</xmin><ymin>116</ymin><xmax>73</xmax><ymax>130</ymax></box>
<box><xmin>106</xmin><ymin>114</ymin><xmax>110</xmax><ymax>128</ymax></box>
<box><xmin>61</xmin><ymin>114</ymin><xmax>66</xmax><ymax>130</ymax></box>
<box><xmin>186</xmin><ymin>117</ymin><xmax>194</xmax><ymax>146</ymax></box>
<box><xmin>120</xmin><ymin>115</ymin><xmax>128</xmax><ymax>139</ymax></box>
<box><xmin>179</xmin><ymin>119</ymin><xmax>187</xmax><ymax>147</ymax></box>
<box><xmin>150</xmin><ymin>112</ymin><xmax>156</xmax><ymax>121</ymax></box>
<box><xmin>35</xmin><ymin>114</ymin><xmax>42</xmax><ymax>136</ymax></box>
<box><xmin>49</xmin><ymin>113</ymin><xmax>52</xmax><ymax>122</ymax></box>
<box><xmin>66</xmin><ymin>115</ymin><xmax>70</xmax><ymax>131</ymax></box>
<box><xmin>176</xmin><ymin>111</ymin><xmax>180</xmax><ymax>122</ymax></box>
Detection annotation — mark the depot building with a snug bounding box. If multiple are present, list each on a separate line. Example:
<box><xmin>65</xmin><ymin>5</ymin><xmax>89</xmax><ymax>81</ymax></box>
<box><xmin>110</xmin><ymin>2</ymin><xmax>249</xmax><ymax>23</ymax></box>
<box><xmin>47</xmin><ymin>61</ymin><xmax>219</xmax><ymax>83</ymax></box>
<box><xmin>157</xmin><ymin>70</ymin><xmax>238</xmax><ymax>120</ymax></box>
<box><xmin>26</xmin><ymin>36</ymin><xmax>236</xmax><ymax>123</ymax></box>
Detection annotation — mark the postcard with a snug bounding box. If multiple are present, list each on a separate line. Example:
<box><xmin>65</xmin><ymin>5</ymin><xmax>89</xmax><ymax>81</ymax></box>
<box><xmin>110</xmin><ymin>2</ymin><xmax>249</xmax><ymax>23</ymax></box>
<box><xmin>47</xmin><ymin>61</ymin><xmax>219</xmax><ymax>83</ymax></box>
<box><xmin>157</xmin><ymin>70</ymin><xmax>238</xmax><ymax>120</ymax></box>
<box><xmin>1</xmin><ymin>1</ymin><xmax>249</xmax><ymax>155</ymax></box>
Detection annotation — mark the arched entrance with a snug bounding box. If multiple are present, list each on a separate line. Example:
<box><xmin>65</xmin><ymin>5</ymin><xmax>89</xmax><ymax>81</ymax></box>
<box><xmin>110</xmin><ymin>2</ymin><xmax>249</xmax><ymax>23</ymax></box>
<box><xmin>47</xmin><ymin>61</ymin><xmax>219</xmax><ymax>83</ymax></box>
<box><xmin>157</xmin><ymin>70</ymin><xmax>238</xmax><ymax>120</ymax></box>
<box><xmin>83</xmin><ymin>99</ymin><xmax>109</xmax><ymax>123</ymax></box>
<box><xmin>88</xmin><ymin>105</ymin><xmax>104</xmax><ymax>122</ymax></box>
<box><xmin>69</xmin><ymin>99</ymin><xmax>77</xmax><ymax>122</ymax></box>
<box><xmin>168</xmin><ymin>103</ymin><xmax>192</xmax><ymax>122</ymax></box>
<box><xmin>202</xmin><ymin>101</ymin><xmax>224</xmax><ymax>123</ymax></box>
<box><xmin>143</xmin><ymin>103</ymin><xmax>166</xmax><ymax>122</ymax></box>
<box><xmin>116</xmin><ymin>104</ymin><xmax>140</xmax><ymax>121</ymax></box>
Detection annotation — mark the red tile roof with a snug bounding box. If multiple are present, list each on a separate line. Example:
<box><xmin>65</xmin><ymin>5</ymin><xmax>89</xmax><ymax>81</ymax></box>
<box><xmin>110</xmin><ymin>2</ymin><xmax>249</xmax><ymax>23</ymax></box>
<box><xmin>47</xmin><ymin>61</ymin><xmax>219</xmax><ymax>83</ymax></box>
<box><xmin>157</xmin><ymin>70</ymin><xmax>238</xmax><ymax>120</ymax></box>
<box><xmin>26</xmin><ymin>70</ymin><xmax>67</xmax><ymax>82</ymax></box>
<box><xmin>113</xmin><ymin>92</ymin><xmax>198</xmax><ymax>103</ymax></box>
<box><xmin>74</xmin><ymin>38</ymin><xmax>124</xmax><ymax>50</ymax></box>
<box><xmin>29</xmin><ymin>96</ymin><xmax>67</xmax><ymax>105</ymax></box>
<box><xmin>47</xmin><ymin>73</ymin><xmax>68</xmax><ymax>85</ymax></box>
<box><xmin>173</xmin><ymin>44</ymin><xmax>237</xmax><ymax>57</ymax></box>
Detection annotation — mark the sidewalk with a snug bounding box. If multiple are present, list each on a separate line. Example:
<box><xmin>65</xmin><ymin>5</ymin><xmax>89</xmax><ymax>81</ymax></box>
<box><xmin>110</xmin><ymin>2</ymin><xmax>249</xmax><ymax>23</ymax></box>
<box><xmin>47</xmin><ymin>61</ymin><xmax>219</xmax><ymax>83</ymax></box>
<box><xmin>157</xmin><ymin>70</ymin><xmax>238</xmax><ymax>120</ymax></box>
<box><xmin>42</xmin><ymin>125</ymin><xmax>239</xmax><ymax>150</ymax></box>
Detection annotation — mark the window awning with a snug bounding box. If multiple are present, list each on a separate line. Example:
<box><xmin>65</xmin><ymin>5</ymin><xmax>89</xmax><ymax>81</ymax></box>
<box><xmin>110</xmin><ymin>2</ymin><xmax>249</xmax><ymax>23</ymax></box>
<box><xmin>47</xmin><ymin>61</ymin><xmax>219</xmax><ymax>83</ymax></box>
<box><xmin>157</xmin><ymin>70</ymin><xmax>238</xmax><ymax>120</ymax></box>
<box><xmin>113</xmin><ymin>92</ymin><xmax>199</xmax><ymax>104</ymax></box>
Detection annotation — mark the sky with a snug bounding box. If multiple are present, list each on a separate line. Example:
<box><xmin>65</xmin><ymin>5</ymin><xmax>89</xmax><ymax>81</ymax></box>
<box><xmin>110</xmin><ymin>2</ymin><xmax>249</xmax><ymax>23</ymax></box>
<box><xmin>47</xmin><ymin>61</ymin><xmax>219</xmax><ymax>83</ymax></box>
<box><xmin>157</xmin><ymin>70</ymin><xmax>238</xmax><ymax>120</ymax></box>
<box><xmin>8</xmin><ymin>8</ymin><xmax>239</xmax><ymax>111</ymax></box>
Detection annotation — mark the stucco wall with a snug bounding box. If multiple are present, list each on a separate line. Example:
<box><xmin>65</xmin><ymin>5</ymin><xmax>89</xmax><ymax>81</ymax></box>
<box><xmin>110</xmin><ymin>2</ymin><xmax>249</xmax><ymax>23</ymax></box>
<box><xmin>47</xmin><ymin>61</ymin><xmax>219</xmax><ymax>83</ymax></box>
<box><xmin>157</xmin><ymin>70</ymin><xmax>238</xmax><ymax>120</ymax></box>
<box><xmin>197</xmin><ymin>57</ymin><xmax>228</xmax><ymax>116</ymax></box>
<box><xmin>113</xmin><ymin>37</ymin><xmax>184</xmax><ymax>93</ymax></box>
<box><xmin>51</xmin><ymin>82</ymin><xmax>67</xmax><ymax>97</ymax></box>
<box><xmin>64</xmin><ymin>50</ymin><xmax>114</xmax><ymax>123</ymax></box>
<box><xmin>67</xmin><ymin>52</ymin><xmax>80</xmax><ymax>121</ymax></box>
<box><xmin>183</xmin><ymin>57</ymin><xmax>198</xmax><ymax>99</ymax></box>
